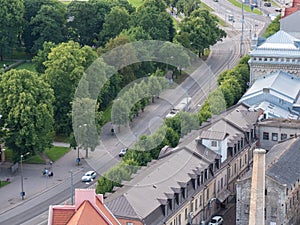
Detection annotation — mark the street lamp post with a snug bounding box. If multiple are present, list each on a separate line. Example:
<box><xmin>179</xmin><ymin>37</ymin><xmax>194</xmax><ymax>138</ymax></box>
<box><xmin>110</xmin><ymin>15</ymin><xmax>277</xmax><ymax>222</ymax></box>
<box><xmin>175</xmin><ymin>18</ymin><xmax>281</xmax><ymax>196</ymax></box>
<box><xmin>20</xmin><ymin>152</ymin><xmax>30</xmax><ymax>200</ymax></box>
<box><xmin>240</xmin><ymin>0</ymin><xmax>245</xmax><ymax>57</ymax></box>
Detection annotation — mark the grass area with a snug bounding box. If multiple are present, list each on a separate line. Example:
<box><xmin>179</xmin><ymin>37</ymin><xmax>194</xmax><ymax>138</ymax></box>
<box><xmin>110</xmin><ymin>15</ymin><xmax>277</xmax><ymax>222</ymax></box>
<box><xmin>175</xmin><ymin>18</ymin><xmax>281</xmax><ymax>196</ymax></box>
<box><xmin>0</xmin><ymin>61</ymin><xmax>15</xmax><ymax>68</ymax></box>
<box><xmin>24</xmin><ymin>154</ymin><xmax>45</xmax><ymax>164</ymax></box>
<box><xmin>227</xmin><ymin>0</ymin><xmax>263</xmax><ymax>15</ymax></box>
<box><xmin>0</xmin><ymin>180</ymin><xmax>10</xmax><ymax>188</ymax></box>
<box><xmin>199</xmin><ymin>2</ymin><xmax>214</xmax><ymax>11</ymax></box>
<box><xmin>15</xmin><ymin>62</ymin><xmax>36</xmax><ymax>72</ymax></box>
<box><xmin>128</xmin><ymin>0</ymin><xmax>144</xmax><ymax>8</ymax></box>
<box><xmin>102</xmin><ymin>104</ymin><xmax>112</xmax><ymax>124</ymax></box>
<box><xmin>45</xmin><ymin>146</ymin><xmax>70</xmax><ymax>162</ymax></box>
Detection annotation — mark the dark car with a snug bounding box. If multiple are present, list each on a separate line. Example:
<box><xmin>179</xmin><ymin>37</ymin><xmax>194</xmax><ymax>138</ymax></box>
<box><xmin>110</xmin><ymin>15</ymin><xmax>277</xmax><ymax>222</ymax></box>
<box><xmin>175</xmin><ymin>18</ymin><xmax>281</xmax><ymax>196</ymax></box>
<box><xmin>264</xmin><ymin>2</ymin><xmax>271</xmax><ymax>7</ymax></box>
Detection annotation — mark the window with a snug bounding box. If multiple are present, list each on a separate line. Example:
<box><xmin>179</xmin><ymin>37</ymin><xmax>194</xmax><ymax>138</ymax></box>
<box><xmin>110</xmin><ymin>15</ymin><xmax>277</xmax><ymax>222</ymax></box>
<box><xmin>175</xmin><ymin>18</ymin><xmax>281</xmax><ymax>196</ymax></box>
<box><xmin>207</xmin><ymin>188</ymin><xmax>210</xmax><ymax>200</ymax></box>
<box><xmin>245</xmin><ymin>154</ymin><xmax>247</xmax><ymax>164</ymax></box>
<box><xmin>178</xmin><ymin>214</ymin><xmax>181</xmax><ymax>225</ymax></box>
<box><xmin>221</xmin><ymin>178</ymin><xmax>224</xmax><ymax>189</ymax></box>
<box><xmin>185</xmin><ymin>208</ymin><xmax>188</xmax><ymax>219</ymax></box>
<box><xmin>170</xmin><ymin>222</ymin><xmax>173</xmax><ymax>225</ymax></box>
<box><xmin>281</xmin><ymin>133</ymin><xmax>287</xmax><ymax>140</ymax></box>
<box><xmin>272</xmin><ymin>133</ymin><xmax>278</xmax><ymax>141</ymax></box>
<box><xmin>191</xmin><ymin>202</ymin><xmax>194</xmax><ymax>212</ymax></box>
<box><xmin>263</xmin><ymin>132</ymin><xmax>269</xmax><ymax>140</ymax></box>
<box><xmin>199</xmin><ymin>195</ymin><xmax>202</xmax><ymax>206</ymax></box>
<box><xmin>195</xmin><ymin>199</ymin><xmax>198</xmax><ymax>210</ymax></box>
<box><xmin>240</xmin><ymin>158</ymin><xmax>242</xmax><ymax>169</ymax></box>
<box><xmin>127</xmin><ymin>223</ymin><xmax>133</xmax><ymax>225</ymax></box>
<box><xmin>211</xmin><ymin>140</ymin><xmax>217</xmax><ymax>147</ymax></box>
<box><xmin>234</xmin><ymin>163</ymin><xmax>237</xmax><ymax>174</ymax></box>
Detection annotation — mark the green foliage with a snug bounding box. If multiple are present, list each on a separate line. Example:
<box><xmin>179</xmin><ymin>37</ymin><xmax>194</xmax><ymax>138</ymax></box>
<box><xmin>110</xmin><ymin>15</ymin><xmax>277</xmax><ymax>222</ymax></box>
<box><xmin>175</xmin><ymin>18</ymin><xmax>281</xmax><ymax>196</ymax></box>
<box><xmin>132</xmin><ymin>0</ymin><xmax>175</xmax><ymax>41</ymax></box>
<box><xmin>42</xmin><ymin>41</ymin><xmax>98</xmax><ymax>135</ymax></box>
<box><xmin>0</xmin><ymin>69</ymin><xmax>55</xmax><ymax>159</ymax></box>
<box><xmin>175</xmin><ymin>9</ymin><xmax>226</xmax><ymax>57</ymax></box>
<box><xmin>0</xmin><ymin>0</ymin><xmax>24</xmax><ymax>60</ymax></box>
<box><xmin>29</xmin><ymin>2</ymin><xmax>67</xmax><ymax>54</ymax></box>
<box><xmin>263</xmin><ymin>14</ymin><xmax>280</xmax><ymax>38</ymax></box>
<box><xmin>98</xmin><ymin>6</ymin><xmax>131</xmax><ymax>46</ymax></box>
<box><xmin>45</xmin><ymin>146</ymin><xmax>70</xmax><ymax>162</ymax></box>
<box><xmin>0</xmin><ymin>180</ymin><xmax>10</xmax><ymax>188</ymax></box>
<box><xmin>32</xmin><ymin>42</ymin><xmax>57</xmax><ymax>74</ymax></box>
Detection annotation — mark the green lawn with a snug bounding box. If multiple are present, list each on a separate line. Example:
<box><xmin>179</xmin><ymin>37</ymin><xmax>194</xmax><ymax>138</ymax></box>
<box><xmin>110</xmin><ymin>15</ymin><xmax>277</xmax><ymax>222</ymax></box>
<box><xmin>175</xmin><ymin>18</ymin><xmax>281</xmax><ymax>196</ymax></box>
<box><xmin>227</xmin><ymin>0</ymin><xmax>263</xmax><ymax>15</ymax></box>
<box><xmin>24</xmin><ymin>154</ymin><xmax>45</xmax><ymax>164</ymax></box>
<box><xmin>45</xmin><ymin>146</ymin><xmax>70</xmax><ymax>162</ymax></box>
<box><xmin>15</xmin><ymin>62</ymin><xmax>36</xmax><ymax>72</ymax></box>
<box><xmin>0</xmin><ymin>180</ymin><xmax>10</xmax><ymax>188</ymax></box>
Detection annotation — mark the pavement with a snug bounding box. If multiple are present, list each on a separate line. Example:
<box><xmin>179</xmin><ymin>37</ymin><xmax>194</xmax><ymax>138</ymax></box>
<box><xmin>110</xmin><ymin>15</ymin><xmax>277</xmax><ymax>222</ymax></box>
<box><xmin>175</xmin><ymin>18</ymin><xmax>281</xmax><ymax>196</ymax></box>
<box><xmin>0</xmin><ymin>142</ymin><xmax>86</xmax><ymax>214</ymax></box>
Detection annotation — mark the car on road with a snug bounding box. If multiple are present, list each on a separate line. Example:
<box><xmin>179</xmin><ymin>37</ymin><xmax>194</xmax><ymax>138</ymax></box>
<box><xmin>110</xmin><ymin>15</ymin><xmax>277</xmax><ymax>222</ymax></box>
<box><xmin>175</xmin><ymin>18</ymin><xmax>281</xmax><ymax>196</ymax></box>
<box><xmin>264</xmin><ymin>2</ymin><xmax>271</xmax><ymax>7</ymax></box>
<box><xmin>119</xmin><ymin>148</ymin><xmax>128</xmax><ymax>157</ymax></box>
<box><xmin>208</xmin><ymin>216</ymin><xmax>224</xmax><ymax>225</ymax></box>
<box><xmin>81</xmin><ymin>171</ymin><xmax>96</xmax><ymax>182</ymax></box>
<box><xmin>275</xmin><ymin>7</ymin><xmax>282</xmax><ymax>12</ymax></box>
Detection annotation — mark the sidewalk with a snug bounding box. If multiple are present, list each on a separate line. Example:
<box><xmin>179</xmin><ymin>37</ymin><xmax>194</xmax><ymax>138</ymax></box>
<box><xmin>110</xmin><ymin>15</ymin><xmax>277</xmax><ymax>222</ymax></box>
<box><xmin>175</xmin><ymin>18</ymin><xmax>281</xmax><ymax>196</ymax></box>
<box><xmin>0</xmin><ymin>143</ymin><xmax>85</xmax><ymax>214</ymax></box>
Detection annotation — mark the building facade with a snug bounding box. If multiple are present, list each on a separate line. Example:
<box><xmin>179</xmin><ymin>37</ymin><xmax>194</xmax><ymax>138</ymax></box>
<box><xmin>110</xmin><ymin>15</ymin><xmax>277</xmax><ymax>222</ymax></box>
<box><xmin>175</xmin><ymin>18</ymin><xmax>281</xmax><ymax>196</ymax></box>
<box><xmin>257</xmin><ymin>118</ymin><xmax>300</xmax><ymax>150</ymax></box>
<box><xmin>236</xmin><ymin>137</ymin><xmax>300</xmax><ymax>225</ymax></box>
<box><xmin>249</xmin><ymin>30</ymin><xmax>300</xmax><ymax>84</ymax></box>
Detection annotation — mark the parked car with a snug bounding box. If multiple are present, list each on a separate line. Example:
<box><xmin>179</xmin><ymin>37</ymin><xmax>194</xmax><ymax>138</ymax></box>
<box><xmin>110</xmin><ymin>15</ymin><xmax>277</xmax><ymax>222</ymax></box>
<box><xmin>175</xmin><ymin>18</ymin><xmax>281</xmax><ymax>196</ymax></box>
<box><xmin>275</xmin><ymin>7</ymin><xmax>282</xmax><ymax>12</ymax></box>
<box><xmin>208</xmin><ymin>216</ymin><xmax>223</xmax><ymax>225</ymax></box>
<box><xmin>81</xmin><ymin>171</ymin><xmax>96</xmax><ymax>182</ymax></box>
<box><xmin>119</xmin><ymin>148</ymin><xmax>128</xmax><ymax>157</ymax></box>
<box><xmin>264</xmin><ymin>2</ymin><xmax>271</xmax><ymax>7</ymax></box>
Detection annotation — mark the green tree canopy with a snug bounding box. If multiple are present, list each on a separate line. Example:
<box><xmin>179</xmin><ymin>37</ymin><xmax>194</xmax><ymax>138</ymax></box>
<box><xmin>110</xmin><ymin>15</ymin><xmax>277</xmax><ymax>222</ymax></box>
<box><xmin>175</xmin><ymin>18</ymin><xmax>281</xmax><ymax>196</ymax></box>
<box><xmin>98</xmin><ymin>6</ymin><xmax>131</xmax><ymax>46</ymax></box>
<box><xmin>43</xmin><ymin>41</ymin><xmax>98</xmax><ymax>135</ymax></box>
<box><xmin>175</xmin><ymin>9</ymin><xmax>226</xmax><ymax>57</ymax></box>
<box><xmin>0</xmin><ymin>0</ymin><xmax>24</xmax><ymax>60</ymax></box>
<box><xmin>29</xmin><ymin>2</ymin><xmax>67</xmax><ymax>53</ymax></box>
<box><xmin>0</xmin><ymin>69</ymin><xmax>54</xmax><ymax>160</ymax></box>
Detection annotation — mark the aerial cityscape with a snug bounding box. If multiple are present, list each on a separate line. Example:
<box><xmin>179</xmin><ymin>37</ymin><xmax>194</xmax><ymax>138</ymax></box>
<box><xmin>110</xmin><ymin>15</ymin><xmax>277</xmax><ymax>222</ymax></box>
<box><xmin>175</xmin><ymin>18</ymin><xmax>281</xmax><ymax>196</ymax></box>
<box><xmin>0</xmin><ymin>0</ymin><xmax>299</xmax><ymax>225</ymax></box>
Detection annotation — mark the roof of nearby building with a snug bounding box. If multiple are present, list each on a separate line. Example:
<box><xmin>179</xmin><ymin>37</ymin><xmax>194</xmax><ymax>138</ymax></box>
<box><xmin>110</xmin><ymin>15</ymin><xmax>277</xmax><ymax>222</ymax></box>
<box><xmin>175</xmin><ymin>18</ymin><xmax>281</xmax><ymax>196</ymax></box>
<box><xmin>198</xmin><ymin>130</ymin><xmax>228</xmax><ymax>141</ymax></box>
<box><xmin>197</xmin><ymin>103</ymin><xmax>259</xmax><ymax>147</ymax></box>
<box><xmin>238</xmin><ymin>137</ymin><xmax>300</xmax><ymax>187</ymax></box>
<box><xmin>258</xmin><ymin>118</ymin><xmax>300</xmax><ymax>128</ymax></box>
<box><xmin>48</xmin><ymin>189</ymin><xmax>120</xmax><ymax>225</ymax></box>
<box><xmin>241</xmin><ymin>71</ymin><xmax>300</xmax><ymax>102</ymax></box>
<box><xmin>266</xmin><ymin>137</ymin><xmax>300</xmax><ymax>186</ymax></box>
<box><xmin>105</xmin><ymin>148</ymin><xmax>210</xmax><ymax>220</ymax></box>
<box><xmin>249</xmin><ymin>30</ymin><xmax>300</xmax><ymax>57</ymax></box>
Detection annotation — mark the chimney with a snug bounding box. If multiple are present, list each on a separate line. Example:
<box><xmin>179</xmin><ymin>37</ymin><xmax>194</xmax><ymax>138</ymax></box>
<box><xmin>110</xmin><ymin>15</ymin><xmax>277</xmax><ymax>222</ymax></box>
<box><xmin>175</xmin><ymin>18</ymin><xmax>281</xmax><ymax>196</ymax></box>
<box><xmin>249</xmin><ymin>148</ymin><xmax>266</xmax><ymax>225</ymax></box>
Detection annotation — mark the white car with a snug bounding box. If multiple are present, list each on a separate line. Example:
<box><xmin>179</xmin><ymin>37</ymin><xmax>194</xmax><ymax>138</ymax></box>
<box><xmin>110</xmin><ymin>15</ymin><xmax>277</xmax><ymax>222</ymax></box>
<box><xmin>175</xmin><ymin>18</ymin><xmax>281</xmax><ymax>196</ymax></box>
<box><xmin>208</xmin><ymin>216</ymin><xmax>223</xmax><ymax>225</ymax></box>
<box><xmin>81</xmin><ymin>171</ymin><xmax>96</xmax><ymax>182</ymax></box>
<box><xmin>119</xmin><ymin>148</ymin><xmax>128</xmax><ymax>157</ymax></box>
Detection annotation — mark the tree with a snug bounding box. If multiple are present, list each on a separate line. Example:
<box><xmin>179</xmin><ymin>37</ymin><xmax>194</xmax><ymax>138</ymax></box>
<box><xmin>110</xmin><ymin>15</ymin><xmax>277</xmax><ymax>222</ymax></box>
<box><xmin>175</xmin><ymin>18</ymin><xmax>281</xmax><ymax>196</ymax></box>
<box><xmin>98</xmin><ymin>6</ymin><xmax>131</xmax><ymax>46</ymax></box>
<box><xmin>175</xmin><ymin>9</ymin><xmax>226</xmax><ymax>57</ymax></box>
<box><xmin>0</xmin><ymin>69</ymin><xmax>54</xmax><ymax>160</ymax></box>
<box><xmin>66</xmin><ymin>0</ymin><xmax>113</xmax><ymax>46</ymax></box>
<box><xmin>0</xmin><ymin>0</ymin><xmax>24</xmax><ymax>60</ymax></box>
<box><xmin>29</xmin><ymin>3</ymin><xmax>67</xmax><ymax>53</ymax></box>
<box><xmin>32</xmin><ymin>42</ymin><xmax>57</xmax><ymax>74</ymax></box>
<box><xmin>43</xmin><ymin>41</ymin><xmax>98</xmax><ymax>135</ymax></box>
<box><xmin>132</xmin><ymin>0</ymin><xmax>175</xmax><ymax>41</ymax></box>
<box><xmin>176</xmin><ymin>0</ymin><xmax>201</xmax><ymax>16</ymax></box>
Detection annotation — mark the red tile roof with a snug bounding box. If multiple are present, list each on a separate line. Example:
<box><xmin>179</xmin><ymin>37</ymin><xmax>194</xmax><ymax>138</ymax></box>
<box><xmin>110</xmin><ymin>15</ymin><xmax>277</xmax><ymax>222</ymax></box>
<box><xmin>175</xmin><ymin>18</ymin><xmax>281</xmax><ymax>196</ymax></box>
<box><xmin>48</xmin><ymin>189</ymin><xmax>120</xmax><ymax>225</ymax></box>
<box><xmin>282</xmin><ymin>0</ymin><xmax>300</xmax><ymax>18</ymax></box>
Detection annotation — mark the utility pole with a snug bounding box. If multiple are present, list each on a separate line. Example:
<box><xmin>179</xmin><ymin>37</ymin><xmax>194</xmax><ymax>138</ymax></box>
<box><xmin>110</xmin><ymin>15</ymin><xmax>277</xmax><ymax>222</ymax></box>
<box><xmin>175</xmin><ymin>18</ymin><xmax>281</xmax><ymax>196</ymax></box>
<box><xmin>240</xmin><ymin>0</ymin><xmax>245</xmax><ymax>57</ymax></box>
<box><xmin>69</xmin><ymin>170</ymin><xmax>74</xmax><ymax>205</ymax></box>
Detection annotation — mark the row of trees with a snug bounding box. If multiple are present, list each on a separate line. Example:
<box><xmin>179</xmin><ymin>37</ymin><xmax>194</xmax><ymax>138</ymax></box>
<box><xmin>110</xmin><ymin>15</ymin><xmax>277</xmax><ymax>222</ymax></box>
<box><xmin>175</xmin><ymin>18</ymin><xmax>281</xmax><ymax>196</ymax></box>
<box><xmin>0</xmin><ymin>0</ymin><xmax>226</xmax><ymax>159</ymax></box>
<box><xmin>96</xmin><ymin>55</ymin><xmax>250</xmax><ymax>194</ymax></box>
<box><xmin>0</xmin><ymin>0</ymin><xmax>226</xmax><ymax>59</ymax></box>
